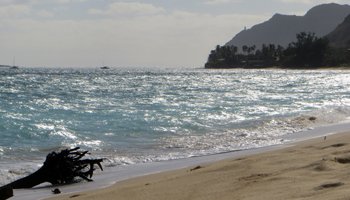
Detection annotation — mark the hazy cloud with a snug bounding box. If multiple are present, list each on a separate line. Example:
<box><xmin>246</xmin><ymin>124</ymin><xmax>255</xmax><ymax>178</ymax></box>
<box><xmin>36</xmin><ymin>10</ymin><xmax>55</xmax><ymax>18</ymax></box>
<box><xmin>0</xmin><ymin>4</ymin><xmax>31</xmax><ymax>18</ymax></box>
<box><xmin>0</xmin><ymin>0</ymin><xmax>88</xmax><ymax>6</ymax></box>
<box><xmin>280</xmin><ymin>0</ymin><xmax>349</xmax><ymax>4</ymax></box>
<box><xmin>0</xmin><ymin>10</ymin><xmax>267</xmax><ymax>67</ymax></box>
<box><xmin>88</xmin><ymin>2</ymin><xmax>166</xmax><ymax>17</ymax></box>
<box><xmin>0</xmin><ymin>0</ymin><xmax>335</xmax><ymax>67</ymax></box>
<box><xmin>52</xmin><ymin>0</ymin><xmax>89</xmax><ymax>4</ymax></box>
<box><xmin>0</xmin><ymin>0</ymin><xmax>31</xmax><ymax>5</ymax></box>
<box><xmin>204</xmin><ymin>0</ymin><xmax>242</xmax><ymax>5</ymax></box>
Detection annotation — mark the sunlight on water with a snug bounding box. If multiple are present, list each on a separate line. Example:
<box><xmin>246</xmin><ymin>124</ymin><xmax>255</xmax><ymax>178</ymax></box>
<box><xmin>1</xmin><ymin>68</ymin><xmax>350</xmax><ymax>184</ymax></box>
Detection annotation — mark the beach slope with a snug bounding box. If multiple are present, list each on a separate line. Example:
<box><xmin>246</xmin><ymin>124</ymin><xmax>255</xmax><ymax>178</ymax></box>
<box><xmin>49</xmin><ymin>132</ymin><xmax>350</xmax><ymax>200</ymax></box>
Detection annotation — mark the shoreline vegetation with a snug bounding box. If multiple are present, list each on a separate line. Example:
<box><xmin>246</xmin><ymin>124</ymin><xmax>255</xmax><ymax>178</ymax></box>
<box><xmin>48</xmin><ymin>132</ymin><xmax>350</xmax><ymax>200</ymax></box>
<box><xmin>205</xmin><ymin>32</ymin><xmax>350</xmax><ymax>69</ymax></box>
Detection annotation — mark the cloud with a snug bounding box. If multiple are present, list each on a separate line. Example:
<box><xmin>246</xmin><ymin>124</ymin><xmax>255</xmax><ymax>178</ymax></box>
<box><xmin>53</xmin><ymin>0</ymin><xmax>88</xmax><ymax>4</ymax></box>
<box><xmin>36</xmin><ymin>10</ymin><xmax>54</xmax><ymax>18</ymax></box>
<box><xmin>0</xmin><ymin>0</ymin><xmax>88</xmax><ymax>6</ymax></box>
<box><xmin>0</xmin><ymin>4</ymin><xmax>31</xmax><ymax>18</ymax></box>
<box><xmin>0</xmin><ymin>1</ymin><xmax>270</xmax><ymax>67</ymax></box>
<box><xmin>88</xmin><ymin>2</ymin><xmax>166</xmax><ymax>17</ymax></box>
<box><xmin>280</xmin><ymin>0</ymin><xmax>349</xmax><ymax>4</ymax></box>
<box><xmin>204</xmin><ymin>0</ymin><xmax>242</xmax><ymax>5</ymax></box>
<box><xmin>0</xmin><ymin>10</ymin><xmax>268</xmax><ymax>67</ymax></box>
<box><xmin>0</xmin><ymin>0</ymin><xmax>29</xmax><ymax>5</ymax></box>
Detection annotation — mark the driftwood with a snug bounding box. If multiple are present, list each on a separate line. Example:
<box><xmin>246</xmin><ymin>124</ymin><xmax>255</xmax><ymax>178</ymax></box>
<box><xmin>0</xmin><ymin>185</ymin><xmax>13</xmax><ymax>200</ymax></box>
<box><xmin>3</xmin><ymin>147</ymin><xmax>103</xmax><ymax>191</ymax></box>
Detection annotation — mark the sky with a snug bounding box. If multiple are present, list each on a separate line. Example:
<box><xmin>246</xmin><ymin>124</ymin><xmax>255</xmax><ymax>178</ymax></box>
<box><xmin>0</xmin><ymin>0</ymin><xmax>349</xmax><ymax>68</ymax></box>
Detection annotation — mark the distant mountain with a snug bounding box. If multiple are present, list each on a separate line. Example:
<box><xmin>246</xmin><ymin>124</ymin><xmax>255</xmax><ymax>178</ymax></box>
<box><xmin>226</xmin><ymin>3</ymin><xmax>350</xmax><ymax>49</ymax></box>
<box><xmin>327</xmin><ymin>14</ymin><xmax>350</xmax><ymax>48</ymax></box>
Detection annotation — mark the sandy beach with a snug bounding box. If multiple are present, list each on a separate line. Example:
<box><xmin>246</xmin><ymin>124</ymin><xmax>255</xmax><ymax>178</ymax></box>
<box><xmin>45</xmin><ymin>131</ymin><xmax>350</xmax><ymax>200</ymax></box>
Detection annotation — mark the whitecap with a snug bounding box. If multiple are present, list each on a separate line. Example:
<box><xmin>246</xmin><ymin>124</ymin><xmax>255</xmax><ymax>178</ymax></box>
<box><xmin>35</xmin><ymin>123</ymin><xmax>55</xmax><ymax>131</ymax></box>
<box><xmin>50</xmin><ymin>127</ymin><xmax>78</xmax><ymax>140</ymax></box>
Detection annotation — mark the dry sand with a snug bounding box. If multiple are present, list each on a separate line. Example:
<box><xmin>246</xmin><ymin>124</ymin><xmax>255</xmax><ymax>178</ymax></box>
<box><xmin>49</xmin><ymin>132</ymin><xmax>350</xmax><ymax>200</ymax></box>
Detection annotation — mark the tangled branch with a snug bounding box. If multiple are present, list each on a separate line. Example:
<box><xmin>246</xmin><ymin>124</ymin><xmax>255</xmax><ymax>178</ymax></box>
<box><xmin>5</xmin><ymin>147</ymin><xmax>104</xmax><ymax>189</ymax></box>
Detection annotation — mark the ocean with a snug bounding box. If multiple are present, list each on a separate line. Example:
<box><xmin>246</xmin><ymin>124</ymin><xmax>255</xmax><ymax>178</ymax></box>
<box><xmin>1</xmin><ymin>67</ymin><xmax>350</xmax><ymax>186</ymax></box>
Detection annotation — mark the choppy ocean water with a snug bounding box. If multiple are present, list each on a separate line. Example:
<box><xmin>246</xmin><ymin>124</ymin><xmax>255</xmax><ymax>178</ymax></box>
<box><xmin>1</xmin><ymin>67</ymin><xmax>350</xmax><ymax>185</ymax></box>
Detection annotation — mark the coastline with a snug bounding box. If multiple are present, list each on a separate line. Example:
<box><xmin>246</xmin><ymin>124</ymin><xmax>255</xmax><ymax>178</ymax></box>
<box><xmin>3</xmin><ymin>68</ymin><xmax>350</xmax><ymax>200</ymax></box>
<box><xmin>204</xmin><ymin>66</ymin><xmax>350</xmax><ymax>70</ymax></box>
<box><xmin>43</xmin><ymin>129</ymin><xmax>350</xmax><ymax>200</ymax></box>
<box><xmin>11</xmin><ymin>142</ymin><xmax>285</xmax><ymax>200</ymax></box>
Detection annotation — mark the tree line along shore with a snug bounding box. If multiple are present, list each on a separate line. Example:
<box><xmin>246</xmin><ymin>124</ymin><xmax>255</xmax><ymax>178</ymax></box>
<box><xmin>205</xmin><ymin>32</ymin><xmax>350</xmax><ymax>69</ymax></box>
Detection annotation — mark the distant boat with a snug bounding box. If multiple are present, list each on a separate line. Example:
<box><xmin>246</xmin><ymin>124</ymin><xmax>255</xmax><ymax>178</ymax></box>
<box><xmin>10</xmin><ymin>66</ymin><xmax>19</xmax><ymax>69</ymax></box>
<box><xmin>11</xmin><ymin>56</ymin><xmax>19</xmax><ymax>69</ymax></box>
<box><xmin>100</xmin><ymin>66</ymin><xmax>110</xmax><ymax>70</ymax></box>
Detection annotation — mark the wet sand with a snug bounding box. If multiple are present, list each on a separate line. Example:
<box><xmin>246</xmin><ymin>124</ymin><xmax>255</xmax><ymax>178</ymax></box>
<box><xmin>47</xmin><ymin>131</ymin><xmax>350</xmax><ymax>200</ymax></box>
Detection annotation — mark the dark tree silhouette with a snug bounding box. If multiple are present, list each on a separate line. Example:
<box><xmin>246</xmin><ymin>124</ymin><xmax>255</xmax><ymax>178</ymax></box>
<box><xmin>205</xmin><ymin>31</ymin><xmax>350</xmax><ymax>69</ymax></box>
<box><xmin>284</xmin><ymin>32</ymin><xmax>329</xmax><ymax>67</ymax></box>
